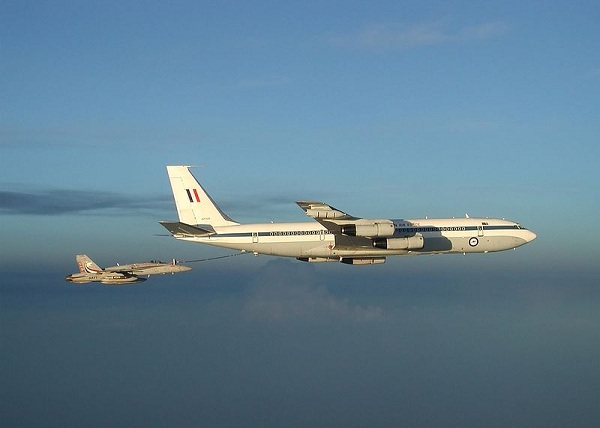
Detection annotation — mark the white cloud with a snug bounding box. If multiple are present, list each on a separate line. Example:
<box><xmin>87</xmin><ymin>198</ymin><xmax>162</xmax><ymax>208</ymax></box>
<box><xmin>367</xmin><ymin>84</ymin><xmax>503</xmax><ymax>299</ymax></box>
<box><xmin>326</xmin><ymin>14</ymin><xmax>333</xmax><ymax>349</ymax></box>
<box><xmin>329</xmin><ymin>20</ymin><xmax>508</xmax><ymax>52</ymax></box>
<box><xmin>243</xmin><ymin>260</ymin><xmax>384</xmax><ymax>323</ymax></box>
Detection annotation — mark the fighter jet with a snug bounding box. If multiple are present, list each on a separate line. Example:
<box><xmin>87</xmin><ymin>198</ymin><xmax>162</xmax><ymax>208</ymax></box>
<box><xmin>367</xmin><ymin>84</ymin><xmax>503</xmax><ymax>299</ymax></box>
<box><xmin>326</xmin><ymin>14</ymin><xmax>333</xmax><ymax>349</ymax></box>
<box><xmin>65</xmin><ymin>254</ymin><xmax>191</xmax><ymax>285</ymax></box>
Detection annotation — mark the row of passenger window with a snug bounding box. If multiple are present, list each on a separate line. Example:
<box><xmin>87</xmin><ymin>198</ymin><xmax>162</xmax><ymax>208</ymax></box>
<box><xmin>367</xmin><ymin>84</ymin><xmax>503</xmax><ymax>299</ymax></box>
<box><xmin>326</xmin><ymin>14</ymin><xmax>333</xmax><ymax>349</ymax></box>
<box><xmin>269</xmin><ymin>230</ymin><xmax>323</xmax><ymax>236</ymax></box>
<box><xmin>396</xmin><ymin>227</ymin><xmax>467</xmax><ymax>233</ymax></box>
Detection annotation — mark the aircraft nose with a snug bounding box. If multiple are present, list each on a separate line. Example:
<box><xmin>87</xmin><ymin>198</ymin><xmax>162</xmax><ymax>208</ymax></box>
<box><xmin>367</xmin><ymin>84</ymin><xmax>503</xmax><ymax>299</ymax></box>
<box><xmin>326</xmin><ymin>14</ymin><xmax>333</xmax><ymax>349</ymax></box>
<box><xmin>524</xmin><ymin>230</ymin><xmax>537</xmax><ymax>243</ymax></box>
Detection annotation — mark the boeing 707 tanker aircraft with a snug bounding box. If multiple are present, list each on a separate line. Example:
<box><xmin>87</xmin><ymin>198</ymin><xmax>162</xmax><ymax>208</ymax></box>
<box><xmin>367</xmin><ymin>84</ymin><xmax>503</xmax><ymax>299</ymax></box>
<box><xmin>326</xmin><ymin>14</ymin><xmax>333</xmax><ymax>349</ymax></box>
<box><xmin>160</xmin><ymin>166</ymin><xmax>536</xmax><ymax>265</ymax></box>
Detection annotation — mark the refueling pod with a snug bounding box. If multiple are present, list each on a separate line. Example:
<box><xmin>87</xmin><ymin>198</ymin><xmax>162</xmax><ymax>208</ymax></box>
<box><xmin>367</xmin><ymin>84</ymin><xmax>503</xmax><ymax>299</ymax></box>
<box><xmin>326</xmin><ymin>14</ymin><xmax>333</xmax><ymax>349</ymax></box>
<box><xmin>340</xmin><ymin>257</ymin><xmax>386</xmax><ymax>265</ymax></box>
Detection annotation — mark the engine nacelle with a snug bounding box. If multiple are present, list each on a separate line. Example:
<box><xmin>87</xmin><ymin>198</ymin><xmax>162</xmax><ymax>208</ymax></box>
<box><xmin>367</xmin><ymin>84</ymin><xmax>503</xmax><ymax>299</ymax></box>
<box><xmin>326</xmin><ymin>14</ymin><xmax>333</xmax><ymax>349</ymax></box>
<box><xmin>341</xmin><ymin>221</ymin><xmax>395</xmax><ymax>238</ymax></box>
<box><xmin>372</xmin><ymin>235</ymin><xmax>424</xmax><ymax>250</ymax></box>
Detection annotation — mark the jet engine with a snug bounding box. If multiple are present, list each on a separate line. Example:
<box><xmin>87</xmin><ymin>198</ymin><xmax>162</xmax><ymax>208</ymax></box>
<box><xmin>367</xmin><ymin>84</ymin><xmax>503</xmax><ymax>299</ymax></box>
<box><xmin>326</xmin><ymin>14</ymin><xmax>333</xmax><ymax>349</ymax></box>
<box><xmin>340</xmin><ymin>222</ymin><xmax>395</xmax><ymax>238</ymax></box>
<box><xmin>372</xmin><ymin>235</ymin><xmax>424</xmax><ymax>250</ymax></box>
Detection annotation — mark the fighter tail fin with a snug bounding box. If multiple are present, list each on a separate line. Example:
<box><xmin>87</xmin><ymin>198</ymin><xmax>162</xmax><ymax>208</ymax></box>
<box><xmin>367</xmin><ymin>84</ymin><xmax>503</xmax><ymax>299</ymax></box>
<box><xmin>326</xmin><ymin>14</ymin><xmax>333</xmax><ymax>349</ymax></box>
<box><xmin>165</xmin><ymin>166</ymin><xmax>239</xmax><ymax>227</ymax></box>
<box><xmin>75</xmin><ymin>254</ymin><xmax>103</xmax><ymax>274</ymax></box>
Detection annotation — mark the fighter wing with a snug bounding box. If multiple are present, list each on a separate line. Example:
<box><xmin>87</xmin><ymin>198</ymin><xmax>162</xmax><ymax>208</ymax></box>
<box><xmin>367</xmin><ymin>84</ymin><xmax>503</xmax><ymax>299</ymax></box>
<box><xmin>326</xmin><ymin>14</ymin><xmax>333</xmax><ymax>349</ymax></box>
<box><xmin>104</xmin><ymin>264</ymin><xmax>161</xmax><ymax>274</ymax></box>
<box><xmin>104</xmin><ymin>264</ymin><xmax>143</xmax><ymax>273</ymax></box>
<box><xmin>105</xmin><ymin>261</ymin><xmax>191</xmax><ymax>275</ymax></box>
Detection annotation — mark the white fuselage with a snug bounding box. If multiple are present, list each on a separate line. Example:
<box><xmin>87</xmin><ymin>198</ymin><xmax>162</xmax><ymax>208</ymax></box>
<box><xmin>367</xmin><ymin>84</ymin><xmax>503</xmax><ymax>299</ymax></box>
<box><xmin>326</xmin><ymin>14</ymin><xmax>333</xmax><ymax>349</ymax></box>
<box><xmin>171</xmin><ymin>217</ymin><xmax>536</xmax><ymax>260</ymax></box>
<box><xmin>161</xmin><ymin>166</ymin><xmax>536</xmax><ymax>264</ymax></box>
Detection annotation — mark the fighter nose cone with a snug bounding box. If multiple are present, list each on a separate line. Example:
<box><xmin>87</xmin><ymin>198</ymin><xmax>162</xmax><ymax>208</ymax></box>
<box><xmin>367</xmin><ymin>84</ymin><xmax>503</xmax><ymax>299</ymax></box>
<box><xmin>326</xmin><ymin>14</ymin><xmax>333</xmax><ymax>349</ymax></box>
<box><xmin>525</xmin><ymin>230</ymin><xmax>537</xmax><ymax>242</ymax></box>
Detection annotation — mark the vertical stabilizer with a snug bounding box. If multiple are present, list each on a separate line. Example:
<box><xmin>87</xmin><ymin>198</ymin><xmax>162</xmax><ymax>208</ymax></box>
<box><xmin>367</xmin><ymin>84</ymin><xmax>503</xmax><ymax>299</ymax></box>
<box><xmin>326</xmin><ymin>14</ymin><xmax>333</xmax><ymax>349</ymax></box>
<box><xmin>166</xmin><ymin>166</ymin><xmax>239</xmax><ymax>227</ymax></box>
<box><xmin>76</xmin><ymin>255</ymin><xmax>103</xmax><ymax>274</ymax></box>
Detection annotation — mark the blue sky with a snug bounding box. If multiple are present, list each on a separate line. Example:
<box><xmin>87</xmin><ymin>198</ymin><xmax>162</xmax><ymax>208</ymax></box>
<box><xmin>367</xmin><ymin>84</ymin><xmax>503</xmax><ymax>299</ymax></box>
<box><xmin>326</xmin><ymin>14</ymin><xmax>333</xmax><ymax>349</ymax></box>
<box><xmin>1</xmin><ymin>2</ymin><xmax>600</xmax><ymax>426</ymax></box>
<box><xmin>1</xmin><ymin>1</ymin><xmax>599</xmax><ymax>270</ymax></box>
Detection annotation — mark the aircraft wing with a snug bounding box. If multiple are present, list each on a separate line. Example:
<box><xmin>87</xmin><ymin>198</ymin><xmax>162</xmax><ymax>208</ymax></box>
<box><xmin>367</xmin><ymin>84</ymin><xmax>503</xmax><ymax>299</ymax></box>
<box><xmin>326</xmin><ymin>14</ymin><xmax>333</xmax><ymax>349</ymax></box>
<box><xmin>159</xmin><ymin>221</ymin><xmax>216</xmax><ymax>237</ymax></box>
<box><xmin>296</xmin><ymin>201</ymin><xmax>357</xmax><ymax>220</ymax></box>
<box><xmin>104</xmin><ymin>265</ymin><xmax>164</xmax><ymax>274</ymax></box>
<box><xmin>296</xmin><ymin>201</ymin><xmax>395</xmax><ymax>238</ymax></box>
<box><xmin>104</xmin><ymin>264</ymin><xmax>143</xmax><ymax>273</ymax></box>
<box><xmin>104</xmin><ymin>265</ymin><xmax>190</xmax><ymax>276</ymax></box>
<box><xmin>104</xmin><ymin>266</ymin><xmax>131</xmax><ymax>273</ymax></box>
<box><xmin>295</xmin><ymin>201</ymin><xmax>359</xmax><ymax>233</ymax></box>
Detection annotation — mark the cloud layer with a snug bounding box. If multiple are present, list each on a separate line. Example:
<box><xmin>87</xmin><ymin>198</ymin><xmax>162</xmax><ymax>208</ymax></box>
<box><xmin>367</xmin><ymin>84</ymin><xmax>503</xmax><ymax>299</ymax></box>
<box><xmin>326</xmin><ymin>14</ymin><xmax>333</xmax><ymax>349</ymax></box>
<box><xmin>0</xmin><ymin>188</ymin><xmax>170</xmax><ymax>215</ymax></box>
<box><xmin>243</xmin><ymin>259</ymin><xmax>384</xmax><ymax>323</ymax></box>
<box><xmin>329</xmin><ymin>20</ymin><xmax>508</xmax><ymax>52</ymax></box>
<box><xmin>3</xmin><ymin>264</ymin><xmax>599</xmax><ymax>428</ymax></box>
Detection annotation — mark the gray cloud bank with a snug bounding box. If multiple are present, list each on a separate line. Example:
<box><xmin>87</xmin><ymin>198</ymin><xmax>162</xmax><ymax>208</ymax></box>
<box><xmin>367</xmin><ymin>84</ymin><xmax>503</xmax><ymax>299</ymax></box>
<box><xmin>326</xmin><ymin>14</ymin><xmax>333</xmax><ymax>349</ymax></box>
<box><xmin>2</xmin><ymin>260</ymin><xmax>599</xmax><ymax>427</ymax></box>
<box><xmin>0</xmin><ymin>188</ymin><xmax>170</xmax><ymax>215</ymax></box>
<box><xmin>243</xmin><ymin>259</ymin><xmax>384</xmax><ymax>323</ymax></box>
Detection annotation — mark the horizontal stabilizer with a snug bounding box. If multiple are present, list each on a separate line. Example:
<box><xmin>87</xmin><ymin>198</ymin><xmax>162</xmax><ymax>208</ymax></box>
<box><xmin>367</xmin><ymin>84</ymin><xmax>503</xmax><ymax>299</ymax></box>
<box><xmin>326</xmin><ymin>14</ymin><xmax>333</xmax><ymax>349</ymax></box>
<box><xmin>159</xmin><ymin>221</ymin><xmax>215</xmax><ymax>237</ymax></box>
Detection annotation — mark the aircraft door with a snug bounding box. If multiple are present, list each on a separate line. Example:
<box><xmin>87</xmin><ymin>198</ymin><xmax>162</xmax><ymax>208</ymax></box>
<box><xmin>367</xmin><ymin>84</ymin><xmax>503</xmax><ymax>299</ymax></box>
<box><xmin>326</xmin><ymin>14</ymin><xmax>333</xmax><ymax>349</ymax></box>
<box><xmin>478</xmin><ymin>226</ymin><xmax>484</xmax><ymax>237</ymax></box>
<box><xmin>252</xmin><ymin>232</ymin><xmax>259</xmax><ymax>243</ymax></box>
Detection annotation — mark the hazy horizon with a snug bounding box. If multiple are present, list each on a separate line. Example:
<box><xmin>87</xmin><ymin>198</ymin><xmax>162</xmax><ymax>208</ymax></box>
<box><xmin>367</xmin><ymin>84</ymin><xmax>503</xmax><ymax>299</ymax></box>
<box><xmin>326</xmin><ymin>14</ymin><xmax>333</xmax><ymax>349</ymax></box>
<box><xmin>3</xmin><ymin>256</ymin><xmax>599</xmax><ymax>427</ymax></box>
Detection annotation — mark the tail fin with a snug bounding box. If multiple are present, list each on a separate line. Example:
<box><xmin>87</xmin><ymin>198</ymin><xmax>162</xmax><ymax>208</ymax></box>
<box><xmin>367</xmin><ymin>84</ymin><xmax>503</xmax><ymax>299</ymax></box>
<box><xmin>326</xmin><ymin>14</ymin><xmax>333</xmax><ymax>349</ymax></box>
<box><xmin>165</xmin><ymin>166</ymin><xmax>239</xmax><ymax>227</ymax></box>
<box><xmin>76</xmin><ymin>254</ymin><xmax>103</xmax><ymax>274</ymax></box>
